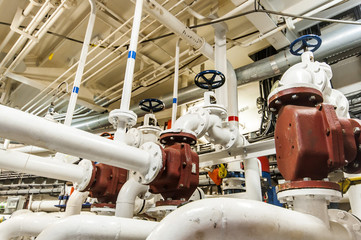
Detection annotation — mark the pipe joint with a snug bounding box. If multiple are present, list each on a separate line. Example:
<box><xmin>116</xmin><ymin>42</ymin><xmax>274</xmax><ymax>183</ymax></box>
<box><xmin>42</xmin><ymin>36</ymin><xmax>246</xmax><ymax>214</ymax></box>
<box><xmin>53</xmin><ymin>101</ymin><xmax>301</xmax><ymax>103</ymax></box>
<box><xmin>73</xmin><ymin>159</ymin><xmax>94</xmax><ymax>191</ymax></box>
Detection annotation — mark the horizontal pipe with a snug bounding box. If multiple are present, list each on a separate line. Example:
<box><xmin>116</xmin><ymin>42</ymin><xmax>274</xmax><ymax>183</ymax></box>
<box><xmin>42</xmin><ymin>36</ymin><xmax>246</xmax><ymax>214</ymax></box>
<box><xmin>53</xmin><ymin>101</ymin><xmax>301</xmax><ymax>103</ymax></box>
<box><xmin>0</xmin><ymin>104</ymin><xmax>152</xmax><ymax>176</ymax></box>
<box><xmin>0</xmin><ymin>149</ymin><xmax>84</xmax><ymax>183</ymax></box>
<box><xmin>36</xmin><ymin>215</ymin><xmax>159</xmax><ymax>240</ymax></box>
<box><xmin>29</xmin><ymin>200</ymin><xmax>60</xmax><ymax>212</ymax></box>
<box><xmin>147</xmin><ymin>198</ymin><xmax>351</xmax><ymax>240</ymax></box>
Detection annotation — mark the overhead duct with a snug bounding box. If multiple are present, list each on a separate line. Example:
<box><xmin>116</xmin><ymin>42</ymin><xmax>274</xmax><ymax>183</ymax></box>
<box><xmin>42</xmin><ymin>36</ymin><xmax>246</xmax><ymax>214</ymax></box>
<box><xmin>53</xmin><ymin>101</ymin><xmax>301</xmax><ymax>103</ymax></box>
<box><xmin>73</xmin><ymin>20</ymin><xmax>361</xmax><ymax>131</ymax></box>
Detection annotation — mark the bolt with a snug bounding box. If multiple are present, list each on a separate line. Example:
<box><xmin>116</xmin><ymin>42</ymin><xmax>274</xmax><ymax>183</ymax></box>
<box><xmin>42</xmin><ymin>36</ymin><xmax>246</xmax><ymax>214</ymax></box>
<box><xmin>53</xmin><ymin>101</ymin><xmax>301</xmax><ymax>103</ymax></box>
<box><xmin>336</xmin><ymin>211</ymin><xmax>345</xmax><ymax>220</ymax></box>
<box><xmin>309</xmin><ymin>95</ymin><xmax>316</xmax><ymax>101</ymax></box>
<box><xmin>326</xmin><ymin>128</ymin><xmax>330</xmax><ymax>136</ymax></box>
<box><xmin>291</xmin><ymin>94</ymin><xmax>298</xmax><ymax>100</ymax></box>
<box><xmin>328</xmin><ymin>159</ymin><xmax>333</xmax><ymax>166</ymax></box>
<box><xmin>342</xmin><ymin>129</ymin><xmax>346</xmax><ymax>134</ymax></box>
<box><xmin>354</xmin><ymin>162</ymin><xmax>359</xmax><ymax>168</ymax></box>
<box><xmin>275</xmin><ymin>100</ymin><xmax>281</xmax><ymax>105</ymax></box>
<box><xmin>354</xmin><ymin>127</ymin><xmax>361</xmax><ymax>135</ymax></box>
<box><xmin>179</xmin><ymin>184</ymin><xmax>184</xmax><ymax>188</ymax></box>
<box><xmin>183</xmin><ymin>162</ymin><xmax>187</xmax><ymax>166</ymax></box>
<box><xmin>303</xmin><ymin>177</ymin><xmax>311</xmax><ymax>181</ymax></box>
<box><xmin>270</xmin><ymin>108</ymin><xmax>276</xmax><ymax>112</ymax></box>
<box><xmin>323</xmin><ymin>178</ymin><xmax>329</xmax><ymax>182</ymax></box>
<box><xmin>353</xmin><ymin>224</ymin><xmax>361</xmax><ymax>231</ymax></box>
<box><xmin>183</xmin><ymin>137</ymin><xmax>187</xmax><ymax>141</ymax></box>
<box><xmin>358</xmin><ymin>144</ymin><xmax>361</xmax><ymax>151</ymax></box>
<box><xmin>170</xmin><ymin>136</ymin><xmax>174</xmax><ymax>140</ymax></box>
<box><xmin>152</xmin><ymin>166</ymin><xmax>157</xmax><ymax>171</ymax></box>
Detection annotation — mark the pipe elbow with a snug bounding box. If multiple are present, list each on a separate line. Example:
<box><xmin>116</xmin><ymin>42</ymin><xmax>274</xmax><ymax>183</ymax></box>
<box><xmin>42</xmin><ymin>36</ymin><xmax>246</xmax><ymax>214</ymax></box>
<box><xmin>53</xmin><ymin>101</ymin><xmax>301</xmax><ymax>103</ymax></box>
<box><xmin>172</xmin><ymin>107</ymin><xmax>210</xmax><ymax>137</ymax></box>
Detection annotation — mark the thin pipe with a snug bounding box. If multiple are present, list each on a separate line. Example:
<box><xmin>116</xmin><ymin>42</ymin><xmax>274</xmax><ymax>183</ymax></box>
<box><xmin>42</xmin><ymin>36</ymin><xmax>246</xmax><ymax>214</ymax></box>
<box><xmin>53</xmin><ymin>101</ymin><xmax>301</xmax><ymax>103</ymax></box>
<box><xmin>64</xmin><ymin>190</ymin><xmax>89</xmax><ymax>217</ymax></box>
<box><xmin>64</xmin><ymin>0</ymin><xmax>96</xmax><ymax>126</ymax></box>
<box><xmin>171</xmin><ymin>38</ymin><xmax>181</xmax><ymax>127</ymax></box>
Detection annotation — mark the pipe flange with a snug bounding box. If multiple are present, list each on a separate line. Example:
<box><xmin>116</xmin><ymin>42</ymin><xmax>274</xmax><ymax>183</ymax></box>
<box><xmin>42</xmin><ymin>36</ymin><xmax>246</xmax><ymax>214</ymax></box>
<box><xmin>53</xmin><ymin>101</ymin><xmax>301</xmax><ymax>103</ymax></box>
<box><xmin>138</xmin><ymin>125</ymin><xmax>162</xmax><ymax>135</ymax></box>
<box><xmin>159</xmin><ymin>131</ymin><xmax>197</xmax><ymax>145</ymax></box>
<box><xmin>108</xmin><ymin>109</ymin><xmax>137</xmax><ymax>128</ymax></box>
<box><xmin>328</xmin><ymin>209</ymin><xmax>361</xmax><ymax>238</ymax></box>
<box><xmin>131</xmin><ymin>142</ymin><xmax>164</xmax><ymax>184</ymax></box>
<box><xmin>74</xmin><ymin>159</ymin><xmax>94</xmax><ymax>191</ymax></box>
<box><xmin>268</xmin><ymin>84</ymin><xmax>323</xmax><ymax>113</ymax></box>
<box><xmin>203</xmin><ymin>104</ymin><xmax>228</xmax><ymax>121</ymax></box>
<box><xmin>188</xmin><ymin>107</ymin><xmax>209</xmax><ymax>137</ymax></box>
<box><xmin>126</xmin><ymin>128</ymin><xmax>141</xmax><ymax>148</ymax></box>
<box><xmin>277</xmin><ymin>188</ymin><xmax>342</xmax><ymax>204</ymax></box>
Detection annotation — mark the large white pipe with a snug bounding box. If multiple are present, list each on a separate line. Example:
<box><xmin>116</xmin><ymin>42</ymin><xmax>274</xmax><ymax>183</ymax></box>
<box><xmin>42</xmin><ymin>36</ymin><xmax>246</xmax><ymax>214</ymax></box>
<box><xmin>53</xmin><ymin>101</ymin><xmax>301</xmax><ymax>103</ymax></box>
<box><xmin>64</xmin><ymin>0</ymin><xmax>96</xmax><ymax>126</ymax></box>
<box><xmin>64</xmin><ymin>190</ymin><xmax>89</xmax><ymax>217</ymax></box>
<box><xmin>0</xmin><ymin>104</ymin><xmax>152</xmax><ymax>176</ymax></box>
<box><xmin>115</xmin><ymin>178</ymin><xmax>148</xmax><ymax>218</ymax></box>
<box><xmin>36</xmin><ymin>215</ymin><xmax>159</xmax><ymax>240</ymax></box>
<box><xmin>0</xmin><ymin>213</ymin><xmax>60</xmax><ymax>239</ymax></box>
<box><xmin>147</xmin><ymin>198</ymin><xmax>351</xmax><ymax>240</ymax></box>
<box><xmin>120</xmin><ymin>0</ymin><xmax>143</xmax><ymax>111</ymax></box>
<box><xmin>0</xmin><ymin>149</ymin><xmax>85</xmax><ymax>183</ymax></box>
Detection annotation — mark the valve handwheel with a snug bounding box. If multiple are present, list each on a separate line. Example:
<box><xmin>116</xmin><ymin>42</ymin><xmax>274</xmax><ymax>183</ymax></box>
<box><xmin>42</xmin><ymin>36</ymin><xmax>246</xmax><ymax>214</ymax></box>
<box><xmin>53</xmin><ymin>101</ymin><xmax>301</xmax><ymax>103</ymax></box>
<box><xmin>194</xmin><ymin>70</ymin><xmax>225</xmax><ymax>90</ymax></box>
<box><xmin>139</xmin><ymin>98</ymin><xmax>165</xmax><ymax>113</ymax></box>
<box><xmin>289</xmin><ymin>34</ymin><xmax>322</xmax><ymax>56</ymax></box>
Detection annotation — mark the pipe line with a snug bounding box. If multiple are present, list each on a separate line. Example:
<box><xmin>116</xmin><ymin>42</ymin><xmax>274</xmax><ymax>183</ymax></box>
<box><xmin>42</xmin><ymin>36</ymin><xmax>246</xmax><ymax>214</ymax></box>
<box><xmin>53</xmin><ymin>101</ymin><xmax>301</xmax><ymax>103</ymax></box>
<box><xmin>64</xmin><ymin>0</ymin><xmax>96</xmax><ymax>126</ymax></box>
<box><xmin>115</xmin><ymin>178</ymin><xmax>148</xmax><ymax>218</ymax></box>
<box><xmin>0</xmin><ymin>213</ymin><xmax>60</xmax><ymax>239</ymax></box>
<box><xmin>65</xmin><ymin>190</ymin><xmax>89</xmax><ymax>217</ymax></box>
<box><xmin>147</xmin><ymin>198</ymin><xmax>351</xmax><ymax>240</ymax></box>
<box><xmin>36</xmin><ymin>215</ymin><xmax>158</xmax><ymax>240</ymax></box>
<box><xmin>171</xmin><ymin>38</ymin><xmax>181</xmax><ymax>127</ymax></box>
<box><xmin>0</xmin><ymin>149</ymin><xmax>85</xmax><ymax>183</ymax></box>
<box><xmin>0</xmin><ymin>104</ymin><xmax>152</xmax><ymax>176</ymax></box>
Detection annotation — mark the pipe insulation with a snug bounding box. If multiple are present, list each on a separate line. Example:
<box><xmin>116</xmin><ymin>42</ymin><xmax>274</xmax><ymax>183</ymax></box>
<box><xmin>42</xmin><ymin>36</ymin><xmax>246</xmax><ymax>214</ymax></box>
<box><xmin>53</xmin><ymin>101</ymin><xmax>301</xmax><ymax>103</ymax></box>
<box><xmin>0</xmin><ymin>104</ymin><xmax>152</xmax><ymax>176</ymax></box>
<box><xmin>72</xmin><ymin>21</ymin><xmax>361</xmax><ymax>131</ymax></box>
<box><xmin>36</xmin><ymin>215</ymin><xmax>159</xmax><ymax>240</ymax></box>
<box><xmin>147</xmin><ymin>198</ymin><xmax>352</xmax><ymax>240</ymax></box>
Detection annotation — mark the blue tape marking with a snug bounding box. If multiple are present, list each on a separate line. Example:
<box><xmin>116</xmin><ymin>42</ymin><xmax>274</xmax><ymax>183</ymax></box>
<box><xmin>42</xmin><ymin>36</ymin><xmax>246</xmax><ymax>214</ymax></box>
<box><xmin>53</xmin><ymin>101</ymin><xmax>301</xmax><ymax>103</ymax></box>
<box><xmin>128</xmin><ymin>50</ymin><xmax>136</xmax><ymax>59</ymax></box>
<box><xmin>72</xmin><ymin>86</ymin><xmax>79</xmax><ymax>94</ymax></box>
<box><xmin>173</xmin><ymin>98</ymin><xmax>177</xmax><ymax>103</ymax></box>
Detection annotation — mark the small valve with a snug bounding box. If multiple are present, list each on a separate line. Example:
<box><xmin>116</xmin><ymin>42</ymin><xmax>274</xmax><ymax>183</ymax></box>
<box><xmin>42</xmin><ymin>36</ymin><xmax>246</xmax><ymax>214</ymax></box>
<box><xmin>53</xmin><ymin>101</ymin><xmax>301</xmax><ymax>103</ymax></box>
<box><xmin>194</xmin><ymin>70</ymin><xmax>225</xmax><ymax>91</ymax></box>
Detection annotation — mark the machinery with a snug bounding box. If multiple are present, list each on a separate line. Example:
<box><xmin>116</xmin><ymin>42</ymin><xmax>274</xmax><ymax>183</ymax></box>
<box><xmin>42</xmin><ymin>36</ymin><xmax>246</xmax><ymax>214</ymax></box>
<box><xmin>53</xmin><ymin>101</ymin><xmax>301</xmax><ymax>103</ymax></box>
<box><xmin>0</xmin><ymin>0</ymin><xmax>361</xmax><ymax>239</ymax></box>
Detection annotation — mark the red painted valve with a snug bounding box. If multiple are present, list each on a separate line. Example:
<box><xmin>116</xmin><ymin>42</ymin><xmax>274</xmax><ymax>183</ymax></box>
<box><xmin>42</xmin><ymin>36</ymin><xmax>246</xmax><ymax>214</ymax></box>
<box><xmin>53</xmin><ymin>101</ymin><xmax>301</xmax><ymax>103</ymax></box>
<box><xmin>150</xmin><ymin>133</ymin><xmax>199</xmax><ymax>206</ymax></box>
<box><xmin>270</xmin><ymin>87</ymin><xmax>361</xmax><ymax>181</ymax></box>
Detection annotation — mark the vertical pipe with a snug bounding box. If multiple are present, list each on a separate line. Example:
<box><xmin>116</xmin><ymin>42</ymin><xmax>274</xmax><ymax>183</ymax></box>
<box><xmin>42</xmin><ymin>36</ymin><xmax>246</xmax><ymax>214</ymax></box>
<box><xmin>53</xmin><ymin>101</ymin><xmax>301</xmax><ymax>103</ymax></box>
<box><xmin>213</xmin><ymin>25</ymin><xmax>228</xmax><ymax>108</ymax></box>
<box><xmin>171</xmin><ymin>39</ymin><xmax>181</xmax><ymax>127</ymax></box>
<box><xmin>64</xmin><ymin>190</ymin><xmax>89</xmax><ymax>217</ymax></box>
<box><xmin>120</xmin><ymin>0</ymin><xmax>144</xmax><ymax>111</ymax></box>
<box><xmin>64</xmin><ymin>0</ymin><xmax>96</xmax><ymax>126</ymax></box>
<box><xmin>244</xmin><ymin>158</ymin><xmax>262</xmax><ymax>201</ymax></box>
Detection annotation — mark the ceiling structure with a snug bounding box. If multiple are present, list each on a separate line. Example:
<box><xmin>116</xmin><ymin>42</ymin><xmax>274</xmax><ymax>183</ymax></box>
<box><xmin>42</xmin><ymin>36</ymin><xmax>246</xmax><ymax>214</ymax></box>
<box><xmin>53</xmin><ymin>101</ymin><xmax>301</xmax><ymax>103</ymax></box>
<box><xmin>0</xmin><ymin>0</ymin><xmax>359</xmax><ymax>129</ymax></box>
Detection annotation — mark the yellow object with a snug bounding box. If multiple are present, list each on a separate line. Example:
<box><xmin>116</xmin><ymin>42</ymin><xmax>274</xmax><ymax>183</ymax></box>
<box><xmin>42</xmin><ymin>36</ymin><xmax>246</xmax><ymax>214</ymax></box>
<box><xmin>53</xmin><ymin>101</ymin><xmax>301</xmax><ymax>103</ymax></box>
<box><xmin>338</xmin><ymin>176</ymin><xmax>361</xmax><ymax>194</ymax></box>
<box><xmin>218</xmin><ymin>164</ymin><xmax>228</xmax><ymax>178</ymax></box>
<box><xmin>48</xmin><ymin>53</ymin><xmax>54</xmax><ymax>61</ymax></box>
<box><xmin>0</xmin><ymin>217</ymin><xmax>4</xmax><ymax>223</ymax></box>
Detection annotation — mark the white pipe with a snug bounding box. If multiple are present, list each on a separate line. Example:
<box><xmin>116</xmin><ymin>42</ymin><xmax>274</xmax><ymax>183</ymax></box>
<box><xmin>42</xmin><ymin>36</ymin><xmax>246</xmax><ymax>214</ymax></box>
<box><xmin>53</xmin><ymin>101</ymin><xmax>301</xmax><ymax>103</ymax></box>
<box><xmin>64</xmin><ymin>0</ymin><xmax>96</xmax><ymax>126</ymax></box>
<box><xmin>120</xmin><ymin>0</ymin><xmax>143</xmax><ymax>111</ymax></box>
<box><xmin>213</xmin><ymin>22</ymin><xmax>228</xmax><ymax>107</ymax></box>
<box><xmin>36</xmin><ymin>215</ymin><xmax>158</xmax><ymax>240</ymax></box>
<box><xmin>171</xmin><ymin>38</ymin><xmax>181</xmax><ymax>127</ymax></box>
<box><xmin>0</xmin><ymin>0</ymin><xmax>39</xmax><ymax>53</ymax></box>
<box><xmin>0</xmin><ymin>0</ymin><xmax>53</xmax><ymax>70</ymax></box>
<box><xmin>244</xmin><ymin>158</ymin><xmax>262</xmax><ymax>201</ymax></box>
<box><xmin>29</xmin><ymin>200</ymin><xmax>60</xmax><ymax>212</ymax></box>
<box><xmin>147</xmin><ymin>198</ymin><xmax>351</xmax><ymax>240</ymax></box>
<box><xmin>4</xmin><ymin>1</ymin><xmax>68</xmax><ymax>73</ymax></box>
<box><xmin>221</xmin><ymin>0</ymin><xmax>253</xmax><ymax>19</ymax></box>
<box><xmin>115</xmin><ymin>178</ymin><xmax>148</xmax><ymax>218</ymax></box>
<box><xmin>0</xmin><ymin>149</ymin><xmax>85</xmax><ymax>183</ymax></box>
<box><xmin>0</xmin><ymin>213</ymin><xmax>60</xmax><ymax>239</ymax></box>
<box><xmin>0</xmin><ymin>104</ymin><xmax>152</xmax><ymax>176</ymax></box>
<box><xmin>11</xmin><ymin>145</ymin><xmax>51</xmax><ymax>154</ymax></box>
<box><xmin>65</xmin><ymin>190</ymin><xmax>89</xmax><ymax>217</ymax></box>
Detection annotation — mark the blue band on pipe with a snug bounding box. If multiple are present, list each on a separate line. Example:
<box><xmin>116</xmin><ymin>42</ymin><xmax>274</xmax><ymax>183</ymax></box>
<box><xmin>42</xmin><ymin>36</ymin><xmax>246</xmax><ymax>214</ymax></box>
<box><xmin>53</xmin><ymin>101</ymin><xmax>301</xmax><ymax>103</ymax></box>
<box><xmin>72</xmin><ymin>86</ymin><xmax>79</xmax><ymax>94</ymax></box>
<box><xmin>173</xmin><ymin>98</ymin><xmax>177</xmax><ymax>103</ymax></box>
<box><xmin>128</xmin><ymin>51</ymin><xmax>136</xmax><ymax>59</ymax></box>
